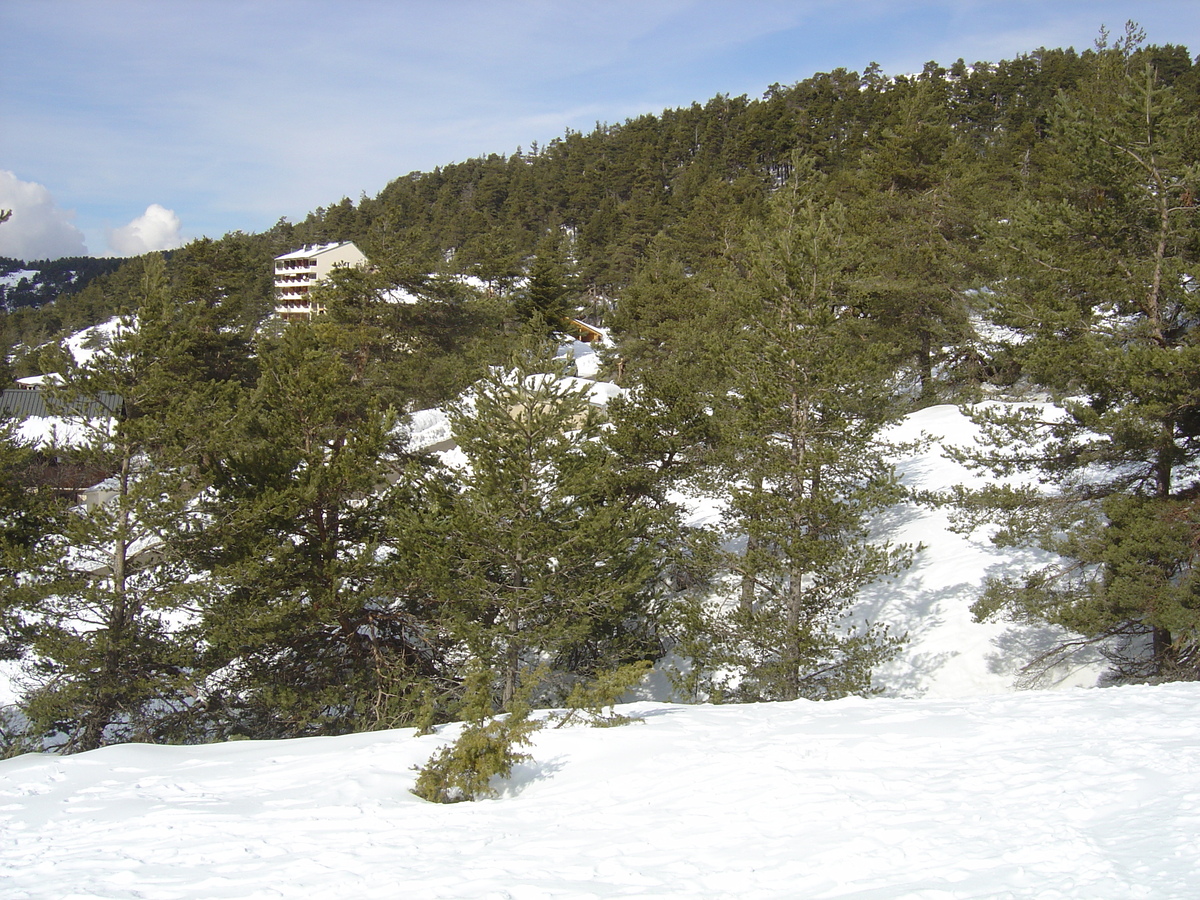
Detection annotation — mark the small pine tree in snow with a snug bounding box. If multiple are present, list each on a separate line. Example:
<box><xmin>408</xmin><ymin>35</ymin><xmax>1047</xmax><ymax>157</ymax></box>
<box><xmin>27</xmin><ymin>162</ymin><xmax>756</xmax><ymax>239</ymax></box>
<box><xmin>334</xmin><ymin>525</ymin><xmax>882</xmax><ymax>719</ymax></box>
<box><xmin>411</xmin><ymin>666</ymin><xmax>541</xmax><ymax>803</ymax></box>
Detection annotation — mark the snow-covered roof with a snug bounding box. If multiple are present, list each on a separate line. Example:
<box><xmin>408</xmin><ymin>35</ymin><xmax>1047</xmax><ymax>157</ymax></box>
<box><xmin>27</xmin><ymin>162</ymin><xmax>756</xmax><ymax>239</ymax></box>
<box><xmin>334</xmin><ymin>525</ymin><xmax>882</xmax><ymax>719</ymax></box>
<box><xmin>15</xmin><ymin>374</ymin><xmax>61</xmax><ymax>387</ymax></box>
<box><xmin>274</xmin><ymin>242</ymin><xmax>361</xmax><ymax>261</ymax></box>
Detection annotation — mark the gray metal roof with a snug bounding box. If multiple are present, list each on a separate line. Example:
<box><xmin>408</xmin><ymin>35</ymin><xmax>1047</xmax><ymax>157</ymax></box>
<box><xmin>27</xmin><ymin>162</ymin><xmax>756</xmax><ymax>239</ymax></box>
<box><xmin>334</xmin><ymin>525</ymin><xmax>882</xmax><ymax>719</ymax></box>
<box><xmin>1</xmin><ymin>388</ymin><xmax>123</xmax><ymax>419</ymax></box>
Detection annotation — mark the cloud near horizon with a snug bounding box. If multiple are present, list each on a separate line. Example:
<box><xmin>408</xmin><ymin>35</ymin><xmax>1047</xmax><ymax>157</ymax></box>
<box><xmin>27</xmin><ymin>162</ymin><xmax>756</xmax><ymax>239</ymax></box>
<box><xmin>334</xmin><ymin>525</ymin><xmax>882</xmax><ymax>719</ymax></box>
<box><xmin>0</xmin><ymin>170</ymin><xmax>89</xmax><ymax>260</ymax></box>
<box><xmin>107</xmin><ymin>204</ymin><xmax>185</xmax><ymax>256</ymax></box>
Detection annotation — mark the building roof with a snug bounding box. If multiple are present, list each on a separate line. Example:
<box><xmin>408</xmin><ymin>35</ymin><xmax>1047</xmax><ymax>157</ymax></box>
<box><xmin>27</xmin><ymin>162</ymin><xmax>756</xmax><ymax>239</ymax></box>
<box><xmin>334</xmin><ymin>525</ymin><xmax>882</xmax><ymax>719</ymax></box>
<box><xmin>1</xmin><ymin>387</ymin><xmax>123</xmax><ymax>420</ymax></box>
<box><xmin>567</xmin><ymin>318</ymin><xmax>606</xmax><ymax>343</ymax></box>
<box><xmin>274</xmin><ymin>242</ymin><xmax>362</xmax><ymax>261</ymax></box>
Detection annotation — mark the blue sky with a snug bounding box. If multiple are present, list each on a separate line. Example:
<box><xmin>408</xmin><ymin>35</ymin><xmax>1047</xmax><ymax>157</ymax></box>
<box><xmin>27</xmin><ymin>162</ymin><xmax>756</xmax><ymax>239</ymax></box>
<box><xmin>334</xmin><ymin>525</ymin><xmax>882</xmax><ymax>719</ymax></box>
<box><xmin>2</xmin><ymin>0</ymin><xmax>1197</xmax><ymax>259</ymax></box>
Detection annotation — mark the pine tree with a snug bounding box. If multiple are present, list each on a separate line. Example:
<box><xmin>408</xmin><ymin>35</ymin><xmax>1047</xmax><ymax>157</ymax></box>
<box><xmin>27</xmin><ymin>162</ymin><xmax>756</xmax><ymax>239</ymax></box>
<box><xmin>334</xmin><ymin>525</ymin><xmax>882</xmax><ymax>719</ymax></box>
<box><xmin>962</xmin><ymin>26</ymin><xmax>1200</xmax><ymax>680</ymax></box>
<box><xmin>0</xmin><ymin>413</ymin><xmax>42</xmax><ymax>756</ymax></box>
<box><xmin>605</xmin><ymin>243</ymin><xmax>731</xmax><ymax>502</ymax></box>
<box><xmin>0</xmin><ymin>417</ymin><xmax>63</xmax><ymax>697</ymax></box>
<box><xmin>846</xmin><ymin>81</ymin><xmax>983</xmax><ymax>401</ymax></box>
<box><xmin>515</xmin><ymin>236</ymin><xmax>574</xmax><ymax>332</ymax></box>
<box><xmin>411</xmin><ymin>662</ymin><xmax>542</xmax><ymax>803</ymax></box>
<box><xmin>313</xmin><ymin>260</ymin><xmax>515</xmax><ymax>410</ymax></box>
<box><xmin>191</xmin><ymin>322</ymin><xmax>432</xmax><ymax>738</ymax></box>
<box><xmin>13</xmin><ymin>258</ymin><xmax>207</xmax><ymax>751</ymax></box>
<box><xmin>679</xmin><ymin>163</ymin><xmax>911</xmax><ymax>702</ymax></box>
<box><xmin>395</xmin><ymin>342</ymin><xmax>673</xmax><ymax>710</ymax></box>
<box><xmin>609</xmin><ymin>240</ymin><xmax>732</xmax><ymax>382</ymax></box>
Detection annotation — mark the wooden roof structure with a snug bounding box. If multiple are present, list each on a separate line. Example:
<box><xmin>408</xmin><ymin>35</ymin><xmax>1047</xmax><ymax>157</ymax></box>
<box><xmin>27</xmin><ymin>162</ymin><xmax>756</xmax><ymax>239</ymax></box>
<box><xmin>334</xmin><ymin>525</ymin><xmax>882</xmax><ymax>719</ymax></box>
<box><xmin>566</xmin><ymin>318</ymin><xmax>605</xmax><ymax>343</ymax></box>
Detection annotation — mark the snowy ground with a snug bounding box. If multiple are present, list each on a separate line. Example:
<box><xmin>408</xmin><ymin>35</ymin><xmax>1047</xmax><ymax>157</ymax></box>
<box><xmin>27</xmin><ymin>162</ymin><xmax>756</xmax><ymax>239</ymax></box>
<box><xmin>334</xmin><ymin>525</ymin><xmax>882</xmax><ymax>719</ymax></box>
<box><xmin>863</xmin><ymin>403</ymin><xmax>1107</xmax><ymax>696</ymax></box>
<box><xmin>666</xmin><ymin>399</ymin><xmax>1106</xmax><ymax>700</ymax></box>
<box><xmin>0</xmin><ymin>270</ymin><xmax>40</xmax><ymax>290</ymax></box>
<box><xmin>3</xmin><ymin>683</ymin><xmax>1198</xmax><ymax>899</ymax></box>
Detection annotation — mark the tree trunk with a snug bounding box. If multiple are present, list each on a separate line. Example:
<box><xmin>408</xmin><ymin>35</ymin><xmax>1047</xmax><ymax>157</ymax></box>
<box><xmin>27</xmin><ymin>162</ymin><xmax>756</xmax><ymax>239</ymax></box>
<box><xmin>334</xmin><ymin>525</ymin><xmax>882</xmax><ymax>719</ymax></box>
<box><xmin>502</xmin><ymin>611</ymin><xmax>521</xmax><ymax>710</ymax></box>
<box><xmin>80</xmin><ymin>443</ymin><xmax>136</xmax><ymax>752</ymax></box>
<box><xmin>918</xmin><ymin>329</ymin><xmax>934</xmax><ymax>402</ymax></box>
<box><xmin>739</xmin><ymin>475</ymin><xmax>763</xmax><ymax>614</ymax></box>
<box><xmin>782</xmin><ymin>383</ymin><xmax>809</xmax><ymax>702</ymax></box>
<box><xmin>783</xmin><ymin>570</ymin><xmax>803</xmax><ymax>702</ymax></box>
<box><xmin>1152</xmin><ymin>625</ymin><xmax>1175</xmax><ymax>678</ymax></box>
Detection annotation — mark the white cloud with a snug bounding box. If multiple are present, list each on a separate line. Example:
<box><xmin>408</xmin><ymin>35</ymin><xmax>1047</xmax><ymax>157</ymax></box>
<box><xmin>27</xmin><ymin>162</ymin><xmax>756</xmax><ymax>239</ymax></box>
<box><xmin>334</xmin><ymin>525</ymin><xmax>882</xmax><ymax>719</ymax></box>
<box><xmin>107</xmin><ymin>204</ymin><xmax>184</xmax><ymax>256</ymax></box>
<box><xmin>0</xmin><ymin>170</ymin><xmax>88</xmax><ymax>260</ymax></box>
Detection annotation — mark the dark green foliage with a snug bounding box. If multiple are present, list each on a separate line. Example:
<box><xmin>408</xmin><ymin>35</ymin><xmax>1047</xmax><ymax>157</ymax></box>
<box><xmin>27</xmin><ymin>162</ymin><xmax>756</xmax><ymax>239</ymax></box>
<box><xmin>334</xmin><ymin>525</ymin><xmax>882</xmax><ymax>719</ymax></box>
<box><xmin>674</xmin><ymin>164</ymin><xmax>912</xmax><ymax>703</ymax></box>
<box><xmin>394</xmin><ymin>342</ymin><xmax>676</xmax><ymax>710</ymax></box>
<box><xmin>191</xmin><ymin>323</ymin><xmax>429</xmax><ymax>739</ymax></box>
<box><xmin>514</xmin><ymin>236</ymin><xmax>575</xmax><ymax>331</ymax></box>
<box><xmin>551</xmin><ymin>660</ymin><xmax>652</xmax><ymax>728</ymax></box>
<box><xmin>177</xmin><ymin>268</ymin><xmax>510</xmax><ymax>740</ymax></box>
<box><xmin>0</xmin><ymin>417</ymin><xmax>63</xmax><ymax>677</ymax></box>
<box><xmin>411</xmin><ymin>660</ymin><xmax>651</xmax><ymax>803</ymax></box>
<box><xmin>602</xmin><ymin>374</ymin><xmax>722</xmax><ymax>504</ymax></box>
<box><xmin>165</xmin><ymin>233</ymin><xmax>278</xmax><ymax>339</ymax></box>
<box><xmin>11</xmin><ymin>258</ymin><xmax>211</xmax><ymax>751</ymax></box>
<box><xmin>312</xmin><ymin>262</ymin><xmax>518</xmax><ymax>410</ymax></box>
<box><xmin>411</xmin><ymin>667</ymin><xmax>542</xmax><ymax>803</ymax></box>
<box><xmin>608</xmin><ymin>242</ymin><xmax>730</xmax><ymax>380</ymax></box>
<box><xmin>959</xmin><ymin>27</ymin><xmax>1200</xmax><ymax>681</ymax></box>
<box><xmin>603</xmin><ymin>244</ymin><xmax>733</xmax><ymax>503</ymax></box>
<box><xmin>970</xmin><ymin>493</ymin><xmax>1200</xmax><ymax>680</ymax></box>
<box><xmin>843</xmin><ymin>82</ymin><xmax>986</xmax><ymax>401</ymax></box>
<box><xmin>411</xmin><ymin>709</ymin><xmax>540</xmax><ymax>803</ymax></box>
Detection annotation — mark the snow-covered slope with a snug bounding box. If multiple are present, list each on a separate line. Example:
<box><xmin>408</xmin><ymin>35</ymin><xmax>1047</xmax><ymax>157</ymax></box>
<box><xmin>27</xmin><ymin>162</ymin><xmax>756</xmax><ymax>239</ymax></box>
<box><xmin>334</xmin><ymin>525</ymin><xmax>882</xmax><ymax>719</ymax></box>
<box><xmin>3</xmin><ymin>683</ymin><xmax>1198</xmax><ymax>899</ymax></box>
<box><xmin>672</xmin><ymin>401</ymin><xmax>1105</xmax><ymax>699</ymax></box>
<box><xmin>863</xmin><ymin>404</ymin><xmax>1106</xmax><ymax>696</ymax></box>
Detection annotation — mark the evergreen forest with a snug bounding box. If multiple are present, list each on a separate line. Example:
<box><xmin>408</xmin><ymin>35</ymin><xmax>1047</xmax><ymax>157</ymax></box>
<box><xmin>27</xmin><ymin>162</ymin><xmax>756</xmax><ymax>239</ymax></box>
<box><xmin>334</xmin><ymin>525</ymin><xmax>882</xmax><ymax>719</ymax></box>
<box><xmin>2</xmin><ymin>25</ymin><xmax>1199</xmax><ymax>754</ymax></box>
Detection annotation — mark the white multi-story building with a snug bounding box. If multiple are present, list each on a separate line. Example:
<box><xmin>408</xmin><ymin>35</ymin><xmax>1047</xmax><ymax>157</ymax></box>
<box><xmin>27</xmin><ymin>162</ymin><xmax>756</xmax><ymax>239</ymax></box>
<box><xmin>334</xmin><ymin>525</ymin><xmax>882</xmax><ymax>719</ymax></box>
<box><xmin>273</xmin><ymin>242</ymin><xmax>369</xmax><ymax>321</ymax></box>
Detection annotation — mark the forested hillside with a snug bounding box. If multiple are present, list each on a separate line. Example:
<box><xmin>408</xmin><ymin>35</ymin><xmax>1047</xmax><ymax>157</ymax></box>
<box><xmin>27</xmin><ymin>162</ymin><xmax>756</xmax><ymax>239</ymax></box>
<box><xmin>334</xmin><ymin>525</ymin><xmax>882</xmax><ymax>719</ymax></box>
<box><xmin>0</xmin><ymin>257</ymin><xmax>124</xmax><ymax>313</ymax></box>
<box><xmin>2</xmin><ymin>26</ymin><xmax>1198</xmax><ymax>755</ymax></box>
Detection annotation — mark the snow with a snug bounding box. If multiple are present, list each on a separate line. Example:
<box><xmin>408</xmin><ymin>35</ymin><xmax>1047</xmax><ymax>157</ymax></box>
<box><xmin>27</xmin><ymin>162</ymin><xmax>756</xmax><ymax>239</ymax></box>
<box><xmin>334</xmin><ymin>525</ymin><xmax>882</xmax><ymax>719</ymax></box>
<box><xmin>274</xmin><ymin>242</ymin><xmax>350</xmax><ymax>260</ymax></box>
<box><xmin>556</xmin><ymin>335</ymin><xmax>607</xmax><ymax>379</ymax></box>
<box><xmin>14</xmin><ymin>375</ymin><xmax>60</xmax><ymax>387</ymax></box>
<box><xmin>862</xmin><ymin>404</ymin><xmax>1107</xmax><ymax>697</ymax></box>
<box><xmin>406</xmin><ymin>406</ymin><xmax>453</xmax><ymax>452</ymax></box>
<box><xmin>379</xmin><ymin>274</ymin><xmax>500</xmax><ymax>305</ymax></box>
<box><xmin>3</xmin><ymin>684</ymin><xmax>1198</xmax><ymax>898</ymax></box>
<box><xmin>13</xmin><ymin>412</ymin><xmax>104</xmax><ymax>449</ymax></box>
<box><xmin>0</xmin><ymin>664</ymin><xmax>21</xmax><ymax>707</ymax></box>
<box><xmin>563</xmin><ymin>374</ymin><xmax>624</xmax><ymax>406</ymax></box>
<box><xmin>1</xmin><ymin>269</ymin><xmax>38</xmax><ymax>288</ymax></box>
<box><xmin>378</xmin><ymin>284</ymin><xmax>424</xmax><ymax>304</ymax></box>
<box><xmin>62</xmin><ymin>316</ymin><xmax>129</xmax><ymax>366</ymax></box>
<box><xmin>404</xmin><ymin>340</ymin><xmax>615</xmax><ymax>456</ymax></box>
